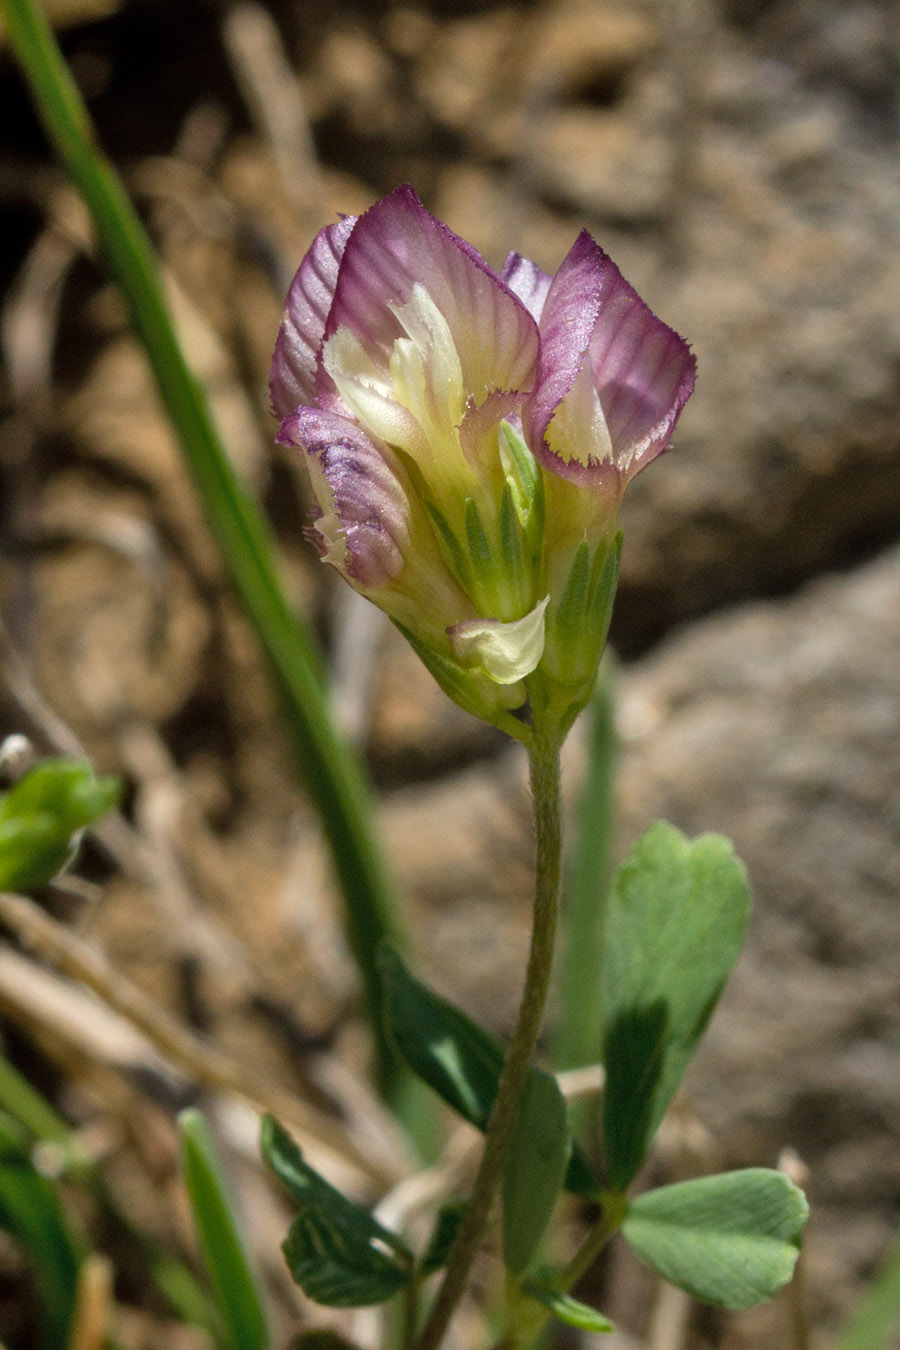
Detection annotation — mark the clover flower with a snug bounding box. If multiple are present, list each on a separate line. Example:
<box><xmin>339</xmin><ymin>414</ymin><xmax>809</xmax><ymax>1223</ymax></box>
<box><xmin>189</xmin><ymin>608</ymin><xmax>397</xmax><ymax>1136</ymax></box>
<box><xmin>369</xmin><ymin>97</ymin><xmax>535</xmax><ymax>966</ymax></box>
<box><xmin>270</xmin><ymin>186</ymin><xmax>694</xmax><ymax>738</ymax></box>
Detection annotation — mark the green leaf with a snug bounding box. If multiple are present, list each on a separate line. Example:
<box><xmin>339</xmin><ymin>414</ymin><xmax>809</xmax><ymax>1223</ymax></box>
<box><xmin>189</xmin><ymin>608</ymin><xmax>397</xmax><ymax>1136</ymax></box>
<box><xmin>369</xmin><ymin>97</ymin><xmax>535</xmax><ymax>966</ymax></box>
<box><xmin>502</xmin><ymin>1069</ymin><xmax>571</xmax><ymax>1274</ymax></box>
<box><xmin>834</xmin><ymin>1237</ymin><xmax>900</xmax><ymax>1350</ymax></box>
<box><xmin>179</xmin><ymin>1109</ymin><xmax>270</xmax><ymax>1350</ymax></box>
<box><xmin>261</xmin><ymin>1116</ymin><xmax>411</xmax><ymax>1308</ymax></box>
<box><xmin>0</xmin><ymin>1111</ymin><xmax>82</xmax><ymax>1348</ymax></box>
<box><xmin>602</xmin><ymin>822</ymin><xmax>750</xmax><ymax>1189</ymax></box>
<box><xmin>283</xmin><ymin>1212</ymin><xmax>410</xmax><ymax>1307</ymax></box>
<box><xmin>0</xmin><ymin>1053</ymin><xmax>73</xmax><ymax>1148</ymax></box>
<box><xmin>0</xmin><ymin>759</ymin><xmax>120</xmax><ymax>891</ymax></box>
<box><xmin>622</xmin><ymin>1169</ymin><xmax>809</xmax><ymax>1309</ymax></box>
<box><xmin>0</xmin><ymin>759</ymin><xmax>118</xmax><ymax>829</ymax></box>
<box><xmin>378</xmin><ymin>945</ymin><xmax>597</xmax><ymax>1197</ymax></box>
<box><xmin>0</xmin><ymin>816</ymin><xmax>75</xmax><ymax>892</ymax></box>
<box><xmin>520</xmin><ymin>1278</ymin><xmax>615</xmax><ymax>1334</ymax></box>
<box><xmin>420</xmin><ymin>1202</ymin><xmax>466</xmax><ymax>1277</ymax></box>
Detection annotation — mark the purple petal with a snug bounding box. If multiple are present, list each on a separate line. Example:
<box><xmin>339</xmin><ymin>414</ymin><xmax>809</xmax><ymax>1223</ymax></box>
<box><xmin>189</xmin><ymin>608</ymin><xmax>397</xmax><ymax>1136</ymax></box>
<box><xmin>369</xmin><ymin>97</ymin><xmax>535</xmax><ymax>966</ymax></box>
<box><xmin>500</xmin><ymin>252</ymin><xmax>553</xmax><ymax>324</ymax></box>
<box><xmin>277</xmin><ymin>407</ymin><xmax>409</xmax><ymax>589</ymax></box>
<box><xmin>321</xmin><ymin>186</ymin><xmax>539</xmax><ymax>407</ymax></box>
<box><xmin>524</xmin><ymin>231</ymin><xmax>696</xmax><ymax>486</ymax></box>
<box><xmin>269</xmin><ymin>216</ymin><xmax>357</xmax><ymax>419</ymax></box>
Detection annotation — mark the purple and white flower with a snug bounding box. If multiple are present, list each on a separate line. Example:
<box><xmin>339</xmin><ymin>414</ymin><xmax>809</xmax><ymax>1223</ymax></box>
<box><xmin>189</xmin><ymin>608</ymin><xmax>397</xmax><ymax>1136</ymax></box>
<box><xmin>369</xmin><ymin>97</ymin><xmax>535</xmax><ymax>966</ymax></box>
<box><xmin>270</xmin><ymin>186</ymin><xmax>695</xmax><ymax>733</ymax></box>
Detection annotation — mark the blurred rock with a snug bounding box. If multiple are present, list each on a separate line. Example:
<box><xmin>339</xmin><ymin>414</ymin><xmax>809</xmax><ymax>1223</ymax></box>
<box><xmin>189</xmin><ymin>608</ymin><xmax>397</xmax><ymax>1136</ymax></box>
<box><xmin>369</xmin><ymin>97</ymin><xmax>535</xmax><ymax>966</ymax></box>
<box><xmin>517</xmin><ymin>0</ymin><xmax>900</xmax><ymax>652</ymax></box>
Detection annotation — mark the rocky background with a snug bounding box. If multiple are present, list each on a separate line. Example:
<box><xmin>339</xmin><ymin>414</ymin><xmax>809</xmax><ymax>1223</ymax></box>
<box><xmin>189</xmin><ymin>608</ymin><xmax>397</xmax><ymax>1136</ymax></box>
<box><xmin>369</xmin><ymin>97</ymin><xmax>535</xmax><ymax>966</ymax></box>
<box><xmin>0</xmin><ymin>0</ymin><xmax>898</xmax><ymax>1344</ymax></box>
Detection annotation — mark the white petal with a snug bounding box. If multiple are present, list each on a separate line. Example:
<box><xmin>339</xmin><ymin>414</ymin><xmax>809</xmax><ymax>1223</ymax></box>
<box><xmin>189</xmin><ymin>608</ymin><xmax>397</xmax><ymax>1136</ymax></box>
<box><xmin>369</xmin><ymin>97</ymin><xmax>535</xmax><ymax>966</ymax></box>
<box><xmin>447</xmin><ymin>596</ymin><xmax>550</xmax><ymax>685</ymax></box>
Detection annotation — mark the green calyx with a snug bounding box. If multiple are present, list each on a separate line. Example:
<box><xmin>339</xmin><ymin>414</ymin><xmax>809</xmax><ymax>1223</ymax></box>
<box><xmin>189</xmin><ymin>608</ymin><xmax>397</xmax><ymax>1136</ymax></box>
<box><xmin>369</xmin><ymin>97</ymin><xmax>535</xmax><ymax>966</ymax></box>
<box><xmin>542</xmin><ymin>530</ymin><xmax>622</xmax><ymax>691</ymax></box>
<box><xmin>393</xmin><ymin>422</ymin><xmax>622</xmax><ymax>746</ymax></box>
<box><xmin>423</xmin><ymin>422</ymin><xmax>544</xmax><ymax>625</ymax></box>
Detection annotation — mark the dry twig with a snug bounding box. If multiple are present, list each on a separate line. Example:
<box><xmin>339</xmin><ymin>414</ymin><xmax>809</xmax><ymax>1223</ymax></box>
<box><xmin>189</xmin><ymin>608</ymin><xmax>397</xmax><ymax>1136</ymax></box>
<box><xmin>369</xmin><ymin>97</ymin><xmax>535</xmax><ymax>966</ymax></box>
<box><xmin>221</xmin><ymin>0</ymin><xmax>325</xmax><ymax>230</ymax></box>
<box><xmin>0</xmin><ymin>889</ymin><xmax>401</xmax><ymax>1183</ymax></box>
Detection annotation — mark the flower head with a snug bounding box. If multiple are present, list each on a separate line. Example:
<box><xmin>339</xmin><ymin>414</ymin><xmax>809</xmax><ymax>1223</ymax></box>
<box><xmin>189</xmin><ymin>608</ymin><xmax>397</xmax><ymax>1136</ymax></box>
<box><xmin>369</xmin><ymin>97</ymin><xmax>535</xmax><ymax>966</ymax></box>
<box><xmin>271</xmin><ymin>187</ymin><xmax>694</xmax><ymax>738</ymax></box>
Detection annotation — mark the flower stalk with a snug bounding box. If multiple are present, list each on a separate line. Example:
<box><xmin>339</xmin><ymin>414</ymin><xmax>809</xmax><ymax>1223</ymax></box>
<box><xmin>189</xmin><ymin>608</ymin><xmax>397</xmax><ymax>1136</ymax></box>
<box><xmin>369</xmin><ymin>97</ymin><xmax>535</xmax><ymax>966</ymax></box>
<box><xmin>416</xmin><ymin>721</ymin><xmax>564</xmax><ymax>1350</ymax></box>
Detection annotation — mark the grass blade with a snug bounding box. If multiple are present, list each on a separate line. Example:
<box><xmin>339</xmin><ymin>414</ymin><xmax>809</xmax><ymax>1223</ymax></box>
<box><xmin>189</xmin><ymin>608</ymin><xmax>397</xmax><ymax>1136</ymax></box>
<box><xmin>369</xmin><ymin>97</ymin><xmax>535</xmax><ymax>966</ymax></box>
<box><xmin>0</xmin><ymin>1111</ymin><xmax>82</xmax><ymax>1348</ymax></box>
<box><xmin>0</xmin><ymin>0</ymin><xmax>404</xmax><ymax>1093</ymax></box>
<box><xmin>554</xmin><ymin>663</ymin><xmax>616</xmax><ymax>1074</ymax></box>
<box><xmin>834</xmin><ymin>1239</ymin><xmax>900</xmax><ymax>1350</ymax></box>
<box><xmin>180</xmin><ymin>1109</ymin><xmax>270</xmax><ymax>1350</ymax></box>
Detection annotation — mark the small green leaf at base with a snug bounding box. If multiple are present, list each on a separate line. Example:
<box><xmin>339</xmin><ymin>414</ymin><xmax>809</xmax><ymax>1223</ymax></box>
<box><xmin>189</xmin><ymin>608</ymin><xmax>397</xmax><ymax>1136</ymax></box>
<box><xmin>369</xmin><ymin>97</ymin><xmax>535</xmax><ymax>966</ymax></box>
<box><xmin>521</xmin><ymin>1279</ymin><xmax>615</xmax><ymax>1334</ymax></box>
<box><xmin>261</xmin><ymin>1116</ymin><xmax>411</xmax><ymax>1308</ymax></box>
<box><xmin>502</xmin><ymin>1070</ymin><xmax>571</xmax><ymax>1275</ymax></box>
<box><xmin>602</xmin><ymin>822</ymin><xmax>751</xmax><ymax>1190</ymax></box>
<box><xmin>622</xmin><ymin>1169</ymin><xmax>809</xmax><ymax>1310</ymax></box>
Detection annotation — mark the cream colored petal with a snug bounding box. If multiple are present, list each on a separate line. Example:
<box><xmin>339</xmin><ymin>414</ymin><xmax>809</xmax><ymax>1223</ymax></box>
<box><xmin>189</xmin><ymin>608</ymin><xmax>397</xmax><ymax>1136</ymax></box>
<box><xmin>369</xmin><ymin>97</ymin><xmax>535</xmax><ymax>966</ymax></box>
<box><xmin>447</xmin><ymin>595</ymin><xmax>550</xmax><ymax>684</ymax></box>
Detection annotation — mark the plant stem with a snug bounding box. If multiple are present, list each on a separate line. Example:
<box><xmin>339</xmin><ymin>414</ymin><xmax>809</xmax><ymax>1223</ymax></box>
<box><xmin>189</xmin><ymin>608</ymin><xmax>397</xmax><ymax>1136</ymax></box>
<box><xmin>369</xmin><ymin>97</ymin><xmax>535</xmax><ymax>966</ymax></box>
<box><xmin>560</xmin><ymin>1191</ymin><xmax>627</xmax><ymax>1292</ymax></box>
<box><xmin>415</xmin><ymin>728</ymin><xmax>563</xmax><ymax>1350</ymax></box>
<box><xmin>496</xmin><ymin>1194</ymin><xmax>626</xmax><ymax>1350</ymax></box>
<box><xmin>403</xmin><ymin>1273</ymin><xmax>421</xmax><ymax>1350</ymax></box>
<box><xmin>0</xmin><ymin>0</ymin><xmax>403</xmax><ymax>1094</ymax></box>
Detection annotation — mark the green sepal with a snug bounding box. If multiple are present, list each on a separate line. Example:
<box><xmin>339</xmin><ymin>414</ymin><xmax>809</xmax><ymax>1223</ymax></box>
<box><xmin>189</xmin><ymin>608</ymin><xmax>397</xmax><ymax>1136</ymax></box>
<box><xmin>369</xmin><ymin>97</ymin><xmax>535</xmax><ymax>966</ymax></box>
<box><xmin>391</xmin><ymin>620</ymin><xmax>531</xmax><ymax>743</ymax></box>
<box><xmin>426</xmin><ymin>500</ymin><xmax>472</xmax><ymax>594</ymax></box>
<box><xmin>602</xmin><ymin>822</ymin><xmax>751</xmax><ymax>1190</ymax></box>
<box><xmin>589</xmin><ymin>531</ymin><xmax>622</xmax><ymax>649</ymax></box>
<box><xmin>498</xmin><ymin>481</ymin><xmax>532</xmax><ymax>614</ymax></box>
<box><xmin>465</xmin><ymin>497</ymin><xmax>493</xmax><ymax>568</ymax></box>
<box><xmin>545</xmin><ymin>532</ymin><xmax>621</xmax><ymax>692</ymax></box>
<box><xmin>378</xmin><ymin>945</ymin><xmax>597</xmax><ymax>1198</ymax></box>
<box><xmin>553</xmin><ymin>540</ymin><xmax>591</xmax><ymax>647</ymax></box>
<box><xmin>499</xmin><ymin>421</ymin><xmax>544</xmax><ymax>556</ymax></box>
<box><xmin>622</xmin><ymin>1169</ymin><xmax>809</xmax><ymax>1309</ymax></box>
<box><xmin>261</xmin><ymin>1116</ymin><xmax>412</xmax><ymax>1308</ymax></box>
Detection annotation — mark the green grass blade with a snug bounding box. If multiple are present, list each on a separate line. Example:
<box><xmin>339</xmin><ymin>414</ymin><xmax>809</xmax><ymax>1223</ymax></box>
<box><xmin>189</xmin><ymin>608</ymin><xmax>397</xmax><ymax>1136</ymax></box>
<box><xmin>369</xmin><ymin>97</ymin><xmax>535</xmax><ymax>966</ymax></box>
<box><xmin>554</xmin><ymin>662</ymin><xmax>617</xmax><ymax>1074</ymax></box>
<box><xmin>0</xmin><ymin>1111</ymin><xmax>82</xmax><ymax>1348</ymax></box>
<box><xmin>0</xmin><ymin>1056</ymin><xmax>220</xmax><ymax>1328</ymax></box>
<box><xmin>180</xmin><ymin>1109</ymin><xmax>270</xmax><ymax>1350</ymax></box>
<box><xmin>0</xmin><ymin>1054</ymin><xmax>71</xmax><ymax>1148</ymax></box>
<box><xmin>0</xmin><ymin>0</ymin><xmax>403</xmax><ymax>1093</ymax></box>
<box><xmin>834</xmin><ymin>1239</ymin><xmax>900</xmax><ymax>1350</ymax></box>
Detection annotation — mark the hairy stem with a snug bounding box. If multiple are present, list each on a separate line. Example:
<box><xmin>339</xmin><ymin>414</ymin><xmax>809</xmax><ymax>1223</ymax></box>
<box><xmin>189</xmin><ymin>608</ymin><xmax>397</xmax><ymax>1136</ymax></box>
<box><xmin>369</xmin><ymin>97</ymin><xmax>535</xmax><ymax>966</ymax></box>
<box><xmin>416</xmin><ymin>728</ymin><xmax>563</xmax><ymax>1350</ymax></box>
